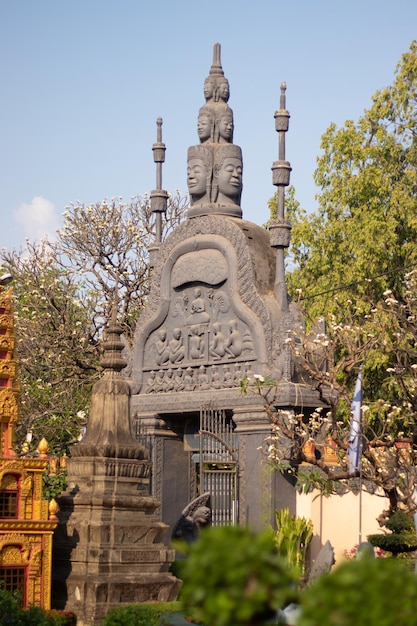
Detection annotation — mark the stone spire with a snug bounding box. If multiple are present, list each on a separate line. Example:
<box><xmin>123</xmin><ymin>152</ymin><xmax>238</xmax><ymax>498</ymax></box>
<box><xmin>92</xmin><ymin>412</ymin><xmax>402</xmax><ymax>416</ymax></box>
<box><xmin>187</xmin><ymin>43</ymin><xmax>242</xmax><ymax>219</ymax></box>
<box><xmin>151</xmin><ymin>118</ymin><xmax>168</xmax><ymax>244</ymax></box>
<box><xmin>149</xmin><ymin>118</ymin><xmax>169</xmax><ymax>269</ymax></box>
<box><xmin>270</xmin><ymin>82</ymin><xmax>292</xmax><ymax>311</ymax></box>
<box><xmin>72</xmin><ymin>302</ymin><xmax>141</xmax><ymax>456</ymax></box>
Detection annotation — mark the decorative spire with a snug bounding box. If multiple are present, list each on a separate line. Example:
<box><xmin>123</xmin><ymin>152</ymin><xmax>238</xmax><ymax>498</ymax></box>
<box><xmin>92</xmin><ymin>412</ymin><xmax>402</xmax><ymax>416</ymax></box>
<box><xmin>73</xmin><ymin>299</ymin><xmax>143</xmax><ymax>455</ymax></box>
<box><xmin>150</xmin><ymin>118</ymin><xmax>168</xmax><ymax>245</ymax></box>
<box><xmin>270</xmin><ymin>82</ymin><xmax>292</xmax><ymax>310</ymax></box>
<box><xmin>99</xmin><ymin>300</ymin><xmax>126</xmax><ymax>374</ymax></box>
<box><xmin>209</xmin><ymin>43</ymin><xmax>225</xmax><ymax>77</ymax></box>
<box><xmin>187</xmin><ymin>44</ymin><xmax>242</xmax><ymax>219</ymax></box>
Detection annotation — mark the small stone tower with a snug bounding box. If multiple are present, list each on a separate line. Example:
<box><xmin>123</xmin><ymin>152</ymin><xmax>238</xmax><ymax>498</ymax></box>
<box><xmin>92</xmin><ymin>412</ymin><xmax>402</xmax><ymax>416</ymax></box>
<box><xmin>53</xmin><ymin>308</ymin><xmax>179</xmax><ymax>626</ymax></box>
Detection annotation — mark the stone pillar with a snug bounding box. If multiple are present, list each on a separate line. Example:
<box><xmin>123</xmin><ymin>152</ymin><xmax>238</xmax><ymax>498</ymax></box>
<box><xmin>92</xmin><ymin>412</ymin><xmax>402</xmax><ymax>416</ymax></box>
<box><xmin>233</xmin><ymin>406</ymin><xmax>296</xmax><ymax>529</ymax></box>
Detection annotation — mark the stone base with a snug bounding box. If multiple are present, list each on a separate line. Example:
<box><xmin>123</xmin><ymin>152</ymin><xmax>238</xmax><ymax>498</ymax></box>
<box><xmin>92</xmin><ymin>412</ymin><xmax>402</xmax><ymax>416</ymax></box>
<box><xmin>52</xmin><ymin>460</ymin><xmax>181</xmax><ymax>625</ymax></box>
<box><xmin>60</xmin><ymin>573</ymin><xmax>180</xmax><ymax>626</ymax></box>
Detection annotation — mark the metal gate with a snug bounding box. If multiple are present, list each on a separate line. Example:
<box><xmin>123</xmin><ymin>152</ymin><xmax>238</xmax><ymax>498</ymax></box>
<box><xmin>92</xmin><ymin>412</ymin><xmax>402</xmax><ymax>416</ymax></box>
<box><xmin>199</xmin><ymin>407</ymin><xmax>239</xmax><ymax>525</ymax></box>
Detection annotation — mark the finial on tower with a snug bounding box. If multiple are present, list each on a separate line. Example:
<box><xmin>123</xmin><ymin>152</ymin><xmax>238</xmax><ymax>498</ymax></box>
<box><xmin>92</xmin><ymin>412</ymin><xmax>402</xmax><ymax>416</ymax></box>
<box><xmin>150</xmin><ymin>117</ymin><xmax>169</xmax><ymax>245</ymax></box>
<box><xmin>270</xmin><ymin>82</ymin><xmax>292</xmax><ymax>310</ymax></box>
<box><xmin>209</xmin><ymin>43</ymin><xmax>225</xmax><ymax>77</ymax></box>
<box><xmin>187</xmin><ymin>44</ymin><xmax>242</xmax><ymax>219</ymax></box>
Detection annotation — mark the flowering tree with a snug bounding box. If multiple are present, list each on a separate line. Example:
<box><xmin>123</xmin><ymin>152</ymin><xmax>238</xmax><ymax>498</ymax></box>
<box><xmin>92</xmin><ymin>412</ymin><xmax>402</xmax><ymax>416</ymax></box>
<box><xmin>285</xmin><ymin>41</ymin><xmax>417</xmax><ymax>323</ymax></box>
<box><xmin>245</xmin><ymin>271</ymin><xmax>417</xmax><ymax>519</ymax></box>
<box><xmin>1</xmin><ymin>193</ymin><xmax>187</xmax><ymax>453</ymax></box>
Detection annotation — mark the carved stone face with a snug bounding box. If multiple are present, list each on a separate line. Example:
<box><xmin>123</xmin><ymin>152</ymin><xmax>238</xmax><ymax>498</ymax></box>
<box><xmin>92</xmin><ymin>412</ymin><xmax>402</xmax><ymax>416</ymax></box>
<box><xmin>187</xmin><ymin>159</ymin><xmax>209</xmax><ymax>197</ymax></box>
<box><xmin>218</xmin><ymin>113</ymin><xmax>234</xmax><ymax>142</ymax></box>
<box><xmin>217</xmin><ymin>79</ymin><xmax>230</xmax><ymax>101</ymax></box>
<box><xmin>197</xmin><ymin>113</ymin><xmax>213</xmax><ymax>142</ymax></box>
<box><xmin>217</xmin><ymin>157</ymin><xmax>242</xmax><ymax>199</ymax></box>
<box><xmin>204</xmin><ymin>78</ymin><xmax>215</xmax><ymax>100</ymax></box>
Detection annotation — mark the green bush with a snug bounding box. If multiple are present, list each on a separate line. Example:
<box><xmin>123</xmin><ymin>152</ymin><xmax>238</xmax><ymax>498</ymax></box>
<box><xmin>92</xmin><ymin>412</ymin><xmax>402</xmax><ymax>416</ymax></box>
<box><xmin>178</xmin><ymin>525</ymin><xmax>298</xmax><ymax>626</ymax></box>
<box><xmin>385</xmin><ymin>509</ymin><xmax>414</xmax><ymax>533</ymax></box>
<box><xmin>0</xmin><ymin>586</ymin><xmax>76</xmax><ymax>626</ymax></box>
<box><xmin>298</xmin><ymin>555</ymin><xmax>417</xmax><ymax>626</ymax></box>
<box><xmin>100</xmin><ymin>602</ymin><xmax>181</xmax><ymax>626</ymax></box>
<box><xmin>367</xmin><ymin>509</ymin><xmax>417</xmax><ymax>556</ymax></box>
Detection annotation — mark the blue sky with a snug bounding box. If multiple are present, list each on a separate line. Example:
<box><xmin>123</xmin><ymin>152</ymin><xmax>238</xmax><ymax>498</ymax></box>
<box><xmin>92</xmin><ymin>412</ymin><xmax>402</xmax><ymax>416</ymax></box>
<box><xmin>1</xmin><ymin>0</ymin><xmax>416</xmax><ymax>251</ymax></box>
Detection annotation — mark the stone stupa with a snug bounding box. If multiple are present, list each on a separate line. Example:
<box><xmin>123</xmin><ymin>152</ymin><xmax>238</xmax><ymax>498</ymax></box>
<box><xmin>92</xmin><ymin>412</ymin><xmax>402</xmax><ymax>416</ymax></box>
<box><xmin>52</xmin><ymin>307</ymin><xmax>180</xmax><ymax>626</ymax></box>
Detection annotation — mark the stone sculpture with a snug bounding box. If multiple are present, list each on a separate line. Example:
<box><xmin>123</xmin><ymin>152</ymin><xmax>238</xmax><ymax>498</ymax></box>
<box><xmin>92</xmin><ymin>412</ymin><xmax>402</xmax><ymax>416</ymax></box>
<box><xmin>171</xmin><ymin>493</ymin><xmax>212</xmax><ymax>543</ymax></box>
<box><xmin>187</xmin><ymin>43</ymin><xmax>242</xmax><ymax>218</ymax></box>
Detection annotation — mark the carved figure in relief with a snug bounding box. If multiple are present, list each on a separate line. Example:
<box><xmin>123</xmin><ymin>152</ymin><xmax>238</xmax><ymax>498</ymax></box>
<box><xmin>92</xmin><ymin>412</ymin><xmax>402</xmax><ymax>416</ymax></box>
<box><xmin>187</xmin><ymin>287</ymin><xmax>210</xmax><ymax>324</ymax></box>
<box><xmin>225</xmin><ymin>319</ymin><xmax>243</xmax><ymax>358</ymax></box>
<box><xmin>155</xmin><ymin>328</ymin><xmax>170</xmax><ymax>366</ymax></box>
<box><xmin>211</xmin><ymin>366</ymin><xmax>221</xmax><ymax>389</ymax></box>
<box><xmin>197</xmin><ymin>365</ymin><xmax>210</xmax><ymax>390</ymax></box>
<box><xmin>174</xmin><ymin>368</ymin><xmax>185</xmax><ymax>391</ymax></box>
<box><xmin>234</xmin><ymin>364</ymin><xmax>243</xmax><ymax>385</ymax></box>
<box><xmin>146</xmin><ymin>370</ymin><xmax>156</xmax><ymax>393</ymax></box>
<box><xmin>169</xmin><ymin>328</ymin><xmax>185</xmax><ymax>363</ymax></box>
<box><xmin>154</xmin><ymin>370</ymin><xmax>165</xmax><ymax>393</ymax></box>
<box><xmin>197</xmin><ymin>106</ymin><xmax>215</xmax><ymax>143</ymax></box>
<box><xmin>216</xmin><ymin>107</ymin><xmax>234</xmax><ymax>143</ymax></box>
<box><xmin>204</xmin><ymin>77</ymin><xmax>216</xmax><ymax>102</ymax></box>
<box><xmin>187</xmin><ymin>146</ymin><xmax>212</xmax><ymax>207</ymax></box>
<box><xmin>212</xmin><ymin>145</ymin><xmax>243</xmax><ymax>206</ymax></box>
<box><xmin>164</xmin><ymin>368</ymin><xmax>175</xmax><ymax>392</ymax></box>
<box><xmin>184</xmin><ymin>367</ymin><xmax>195</xmax><ymax>391</ymax></box>
<box><xmin>209</xmin><ymin>322</ymin><xmax>227</xmax><ymax>359</ymax></box>
<box><xmin>217</xmin><ymin>77</ymin><xmax>230</xmax><ymax>103</ymax></box>
<box><xmin>189</xmin><ymin>326</ymin><xmax>204</xmax><ymax>360</ymax></box>
<box><xmin>244</xmin><ymin>362</ymin><xmax>254</xmax><ymax>380</ymax></box>
<box><xmin>223</xmin><ymin>365</ymin><xmax>234</xmax><ymax>388</ymax></box>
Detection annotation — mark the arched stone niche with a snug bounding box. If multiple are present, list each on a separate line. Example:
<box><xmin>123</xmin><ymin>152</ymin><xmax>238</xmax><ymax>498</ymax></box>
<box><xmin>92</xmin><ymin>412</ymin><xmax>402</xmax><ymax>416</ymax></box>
<box><xmin>131</xmin><ymin>216</ymin><xmax>280</xmax><ymax>394</ymax></box>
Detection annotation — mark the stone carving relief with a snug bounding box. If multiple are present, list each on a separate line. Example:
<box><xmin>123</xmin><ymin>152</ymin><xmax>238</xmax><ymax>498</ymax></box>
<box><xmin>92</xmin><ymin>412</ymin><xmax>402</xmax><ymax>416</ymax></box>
<box><xmin>143</xmin><ymin>286</ymin><xmax>255</xmax><ymax>394</ymax></box>
<box><xmin>187</xmin><ymin>44</ymin><xmax>242</xmax><ymax>217</ymax></box>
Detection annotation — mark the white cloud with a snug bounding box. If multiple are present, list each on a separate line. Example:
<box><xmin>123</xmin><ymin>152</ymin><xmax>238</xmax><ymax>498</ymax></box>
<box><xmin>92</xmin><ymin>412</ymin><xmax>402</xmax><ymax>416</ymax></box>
<box><xmin>14</xmin><ymin>196</ymin><xmax>60</xmax><ymax>242</ymax></box>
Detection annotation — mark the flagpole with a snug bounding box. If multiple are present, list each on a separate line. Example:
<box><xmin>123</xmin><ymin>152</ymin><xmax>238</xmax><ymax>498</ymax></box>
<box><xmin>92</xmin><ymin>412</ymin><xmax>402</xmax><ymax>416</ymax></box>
<box><xmin>348</xmin><ymin>369</ymin><xmax>363</xmax><ymax>545</ymax></box>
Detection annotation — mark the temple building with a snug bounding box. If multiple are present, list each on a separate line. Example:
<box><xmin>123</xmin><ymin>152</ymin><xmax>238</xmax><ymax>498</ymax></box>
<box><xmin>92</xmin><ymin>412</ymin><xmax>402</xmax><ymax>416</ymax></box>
<box><xmin>0</xmin><ymin>281</ymin><xmax>58</xmax><ymax>609</ymax></box>
<box><xmin>130</xmin><ymin>44</ymin><xmax>321</xmax><ymax>534</ymax></box>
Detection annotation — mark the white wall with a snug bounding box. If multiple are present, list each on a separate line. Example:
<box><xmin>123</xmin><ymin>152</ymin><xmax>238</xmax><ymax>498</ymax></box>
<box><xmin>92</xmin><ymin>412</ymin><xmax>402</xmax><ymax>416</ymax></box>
<box><xmin>297</xmin><ymin>487</ymin><xmax>387</xmax><ymax>564</ymax></box>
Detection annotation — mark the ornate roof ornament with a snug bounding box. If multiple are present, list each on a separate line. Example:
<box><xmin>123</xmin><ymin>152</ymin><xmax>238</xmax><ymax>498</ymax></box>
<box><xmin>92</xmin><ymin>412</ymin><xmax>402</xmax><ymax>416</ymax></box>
<box><xmin>270</xmin><ymin>82</ymin><xmax>293</xmax><ymax>311</ymax></box>
<box><xmin>187</xmin><ymin>43</ymin><xmax>242</xmax><ymax>219</ymax></box>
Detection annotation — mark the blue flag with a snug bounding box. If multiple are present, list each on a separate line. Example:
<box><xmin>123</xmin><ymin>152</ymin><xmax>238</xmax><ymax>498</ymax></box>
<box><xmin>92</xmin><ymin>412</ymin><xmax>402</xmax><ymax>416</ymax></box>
<box><xmin>348</xmin><ymin>370</ymin><xmax>362</xmax><ymax>473</ymax></box>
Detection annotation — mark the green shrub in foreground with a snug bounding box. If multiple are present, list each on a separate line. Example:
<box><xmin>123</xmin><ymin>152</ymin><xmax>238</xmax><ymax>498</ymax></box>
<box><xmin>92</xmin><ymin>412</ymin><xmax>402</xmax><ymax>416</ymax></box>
<box><xmin>100</xmin><ymin>601</ymin><xmax>181</xmax><ymax>626</ymax></box>
<box><xmin>178</xmin><ymin>525</ymin><xmax>298</xmax><ymax>626</ymax></box>
<box><xmin>0</xmin><ymin>586</ymin><xmax>76</xmax><ymax>626</ymax></box>
<box><xmin>298</xmin><ymin>555</ymin><xmax>417</xmax><ymax>626</ymax></box>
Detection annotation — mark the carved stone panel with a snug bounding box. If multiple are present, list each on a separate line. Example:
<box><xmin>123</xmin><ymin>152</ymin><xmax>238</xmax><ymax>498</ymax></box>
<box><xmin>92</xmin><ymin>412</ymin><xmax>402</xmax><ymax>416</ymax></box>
<box><xmin>141</xmin><ymin>247</ymin><xmax>261</xmax><ymax>394</ymax></box>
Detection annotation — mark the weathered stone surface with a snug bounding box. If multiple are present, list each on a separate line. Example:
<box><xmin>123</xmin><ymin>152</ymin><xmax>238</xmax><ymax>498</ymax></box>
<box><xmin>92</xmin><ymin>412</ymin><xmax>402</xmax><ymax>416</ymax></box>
<box><xmin>129</xmin><ymin>45</ymin><xmax>321</xmax><ymax>534</ymax></box>
<box><xmin>52</xmin><ymin>312</ymin><xmax>180</xmax><ymax>625</ymax></box>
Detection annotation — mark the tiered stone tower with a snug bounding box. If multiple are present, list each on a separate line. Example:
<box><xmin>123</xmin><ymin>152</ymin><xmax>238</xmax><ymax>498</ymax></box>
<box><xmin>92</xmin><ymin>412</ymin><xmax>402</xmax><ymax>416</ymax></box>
<box><xmin>131</xmin><ymin>44</ymin><xmax>320</xmax><ymax>533</ymax></box>
<box><xmin>53</xmin><ymin>309</ymin><xmax>179</xmax><ymax>626</ymax></box>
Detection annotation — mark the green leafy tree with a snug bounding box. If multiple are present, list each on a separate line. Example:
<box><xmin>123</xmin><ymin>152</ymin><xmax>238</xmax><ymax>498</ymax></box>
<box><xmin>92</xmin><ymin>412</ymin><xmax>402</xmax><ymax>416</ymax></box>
<box><xmin>285</xmin><ymin>40</ymin><xmax>417</xmax><ymax>321</ymax></box>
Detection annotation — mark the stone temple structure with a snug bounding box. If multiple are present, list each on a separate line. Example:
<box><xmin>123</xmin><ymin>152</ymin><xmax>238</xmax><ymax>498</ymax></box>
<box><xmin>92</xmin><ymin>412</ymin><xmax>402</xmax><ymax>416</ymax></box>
<box><xmin>130</xmin><ymin>44</ymin><xmax>321</xmax><ymax>534</ymax></box>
